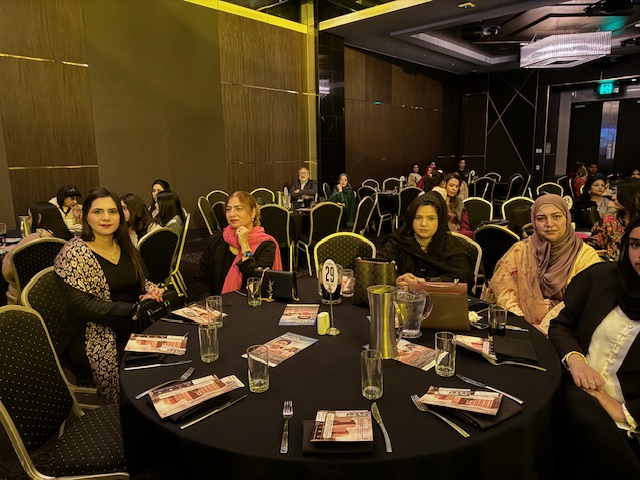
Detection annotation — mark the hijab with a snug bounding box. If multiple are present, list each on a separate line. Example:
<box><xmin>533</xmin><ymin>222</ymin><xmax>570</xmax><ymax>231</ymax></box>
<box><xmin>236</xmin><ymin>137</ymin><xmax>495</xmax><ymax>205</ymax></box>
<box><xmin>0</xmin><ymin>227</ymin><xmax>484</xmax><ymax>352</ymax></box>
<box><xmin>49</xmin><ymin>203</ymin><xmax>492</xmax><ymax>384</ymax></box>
<box><xmin>617</xmin><ymin>214</ymin><xmax>640</xmax><ymax>320</ymax></box>
<box><xmin>530</xmin><ymin>194</ymin><xmax>583</xmax><ymax>298</ymax></box>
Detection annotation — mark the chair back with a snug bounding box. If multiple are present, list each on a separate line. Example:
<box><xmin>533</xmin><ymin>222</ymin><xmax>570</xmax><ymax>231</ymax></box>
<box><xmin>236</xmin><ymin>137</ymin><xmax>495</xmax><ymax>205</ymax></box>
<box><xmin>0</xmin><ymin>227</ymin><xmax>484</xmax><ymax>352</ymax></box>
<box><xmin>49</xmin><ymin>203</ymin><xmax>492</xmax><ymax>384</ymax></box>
<box><xmin>522</xmin><ymin>174</ymin><xmax>532</xmax><ymax>197</ymax></box>
<box><xmin>322</xmin><ymin>182</ymin><xmax>331</xmax><ymax>199</ymax></box>
<box><xmin>463</xmin><ymin>197</ymin><xmax>493</xmax><ymax>231</ymax></box>
<box><xmin>198</xmin><ymin>196</ymin><xmax>218</xmax><ymax>235</ymax></box>
<box><xmin>352</xmin><ymin>195</ymin><xmax>375</xmax><ymax>235</ymax></box>
<box><xmin>206</xmin><ymin>189</ymin><xmax>229</xmax><ymax>206</ymax></box>
<box><xmin>504</xmin><ymin>174</ymin><xmax>524</xmax><ymax>200</ymax></box>
<box><xmin>138</xmin><ymin>227</ymin><xmax>180</xmax><ymax>285</ymax></box>
<box><xmin>212</xmin><ymin>200</ymin><xmax>229</xmax><ymax>230</ymax></box>
<box><xmin>168</xmin><ymin>213</ymin><xmax>190</xmax><ymax>295</ymax></box>
<box><xmin>485</xmin><ymin>172</ymin><xmax>501</xmax><ymax>182</ymax></box>
<box><xmin>382</xmin><ymin>177</ymin><xmax>400</xmax><ymax>191</ymax></box>
<box><xmin>260</xmin><ymin>204</ymin><xmax>292</xmax><ymax>248</ymax></box>
<box><xmin>450</xmin><ymin>232</ymin><xmax>483</xmax><ymax>295</ymax></box>
<box><xmin>536</xmin><ymin>182</ymin><xmax>564</xmax><ymax>197</ymax></box>
<box><xmin>309</xmin><ymin>202</ymin><xmax>343</xmax><ymax>245</ymax></box>
<box><xmin>362</xmin><ymin>179</ymin><xmax>379</xmax><ymax>190</ymax></box>
<box><xmin>473</xmin><ymin>225</ymin><xmax>519</xmax><ymax>282</ymax></box>
<box><xmin>557</xmin><ymin>176</ymin><xmax>569</xmax><ymax>196</ymax></box>
<box><xmin>8</xmin><ymin>237</ymin><xmax>67</xmax><ymax>303</ymax></box>
<box><xmin>397</xmin><ymin>186</ymin><xmax>422</xmax><ymax>224</ymax></box>
<box><xmin>357</xmin><ymin>185</ymin><xmax>377</xmax><ymax>202</ymax></box>
<box><xmin>472</xmin><ymin>176</ymin><xmax>496</xmax><ymax>202</ymax></box>
<box><xmin>251</xmin><ymin>188</ymin><xmax>275</xmax><ymax>205</ymax></box>
<box><xmin>313</xmin><ymin>232</ymin><xmax>376</xmax><ymax>273</ymax></box>
<box><xmin>501</xmin><ymin>196</ymin><xmax>534</xmax><ymax>222</ymax></box>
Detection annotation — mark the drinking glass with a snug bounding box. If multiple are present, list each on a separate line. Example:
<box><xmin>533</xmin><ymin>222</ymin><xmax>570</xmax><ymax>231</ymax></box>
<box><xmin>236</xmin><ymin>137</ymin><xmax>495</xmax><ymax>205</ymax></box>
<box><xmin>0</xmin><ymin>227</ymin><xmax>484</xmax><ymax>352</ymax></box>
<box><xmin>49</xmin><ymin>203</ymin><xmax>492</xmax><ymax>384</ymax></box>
<box><xmin>435</xmin><ymin>331</ymin><xmax>456</xmax><ymax>377</ymax></box>
<box><xmin>247</xmin><ymin>345</ymin><xmax>269</xmax><ymax>393</ymax></box>
<box><xmin>361</xmin><ymin>349</ymin><xmax>383</xmax><ymax>400</ymax></box>
<box><xmin>247</xmin><ymin>277</ymin><xmax>262</xmax><ymax>307</ymax></box>
<box><xmin>395</xmin><ymin>289</ymin><xmax>432</xmax><ymax>339</ymax></box>
<box><xmin>488</xmin><ymin>305</ymin><xmax>507</xmax><ymax>337</ymax></box>
<box><xmin>341</xmin><ymin>269</ymin><xmax>355</xmax><ymax>297</ymax></box>
<box><xmin>206</xmin><ymin>295</ymin><xmax>223</xmax><ymax>328</ymax></box>
<box><xmin>199</xmin><ymin>324</ymin><xmax>219</xmax><ymax>363</ymax></box>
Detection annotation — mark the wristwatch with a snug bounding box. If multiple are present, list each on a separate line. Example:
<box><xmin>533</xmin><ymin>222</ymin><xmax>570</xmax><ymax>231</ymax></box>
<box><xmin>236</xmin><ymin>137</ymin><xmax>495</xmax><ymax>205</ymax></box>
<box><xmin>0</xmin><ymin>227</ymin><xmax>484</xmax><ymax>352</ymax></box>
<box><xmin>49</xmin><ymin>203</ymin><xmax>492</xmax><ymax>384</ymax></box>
<box><xmin>243</xmin><ymin>251</ymin><xmax>253</xmax><ymax>258</ymax></box>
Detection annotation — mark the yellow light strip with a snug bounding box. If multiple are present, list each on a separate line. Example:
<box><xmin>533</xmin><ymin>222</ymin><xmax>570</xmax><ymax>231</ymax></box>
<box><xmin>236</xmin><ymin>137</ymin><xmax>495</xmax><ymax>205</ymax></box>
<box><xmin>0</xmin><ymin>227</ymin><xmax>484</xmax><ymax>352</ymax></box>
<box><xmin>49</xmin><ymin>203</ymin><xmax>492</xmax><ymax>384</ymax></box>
<box><xmin>8</xmin><ymin>165</ymin><xmax>98</xmax><ymax>170</ymax></box>
<box><xmin>183</xmin><ymin>0</ymin><xmax>307</xmax><ymax>33</ymax></box>
<box><xmin>0</xmin><ymin>53</ymin><xmax>88</xmax><ymax>67</ymax></box>
<box><xmin>319</xmin><ymin>0</ymin><xmax>433</xmax><ymax>30</ymax></box>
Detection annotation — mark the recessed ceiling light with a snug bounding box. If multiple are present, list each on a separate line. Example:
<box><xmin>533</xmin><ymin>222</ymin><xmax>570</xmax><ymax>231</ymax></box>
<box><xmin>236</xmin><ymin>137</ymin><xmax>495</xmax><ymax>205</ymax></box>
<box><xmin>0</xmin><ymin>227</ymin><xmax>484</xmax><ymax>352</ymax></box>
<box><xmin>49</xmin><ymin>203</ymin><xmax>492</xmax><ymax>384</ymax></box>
<box><xmin>458</xmin><ymin>2</ymin><xmax>475</xmax><ymax>8</ymax></box>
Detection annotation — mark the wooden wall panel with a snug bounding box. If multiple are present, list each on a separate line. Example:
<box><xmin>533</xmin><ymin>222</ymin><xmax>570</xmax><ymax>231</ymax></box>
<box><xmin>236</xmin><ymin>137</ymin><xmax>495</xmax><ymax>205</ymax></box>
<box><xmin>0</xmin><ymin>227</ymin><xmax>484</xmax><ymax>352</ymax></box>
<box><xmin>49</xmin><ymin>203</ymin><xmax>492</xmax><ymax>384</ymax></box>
<box><xmin>344</xmin><ymin>48</ymin><xmax>365</xmax><ymax>102</ymax></box>
<box><xmin>364</xmin><ymin>55</ymin><xmax>392</xmax><ymax>104</ymax></box>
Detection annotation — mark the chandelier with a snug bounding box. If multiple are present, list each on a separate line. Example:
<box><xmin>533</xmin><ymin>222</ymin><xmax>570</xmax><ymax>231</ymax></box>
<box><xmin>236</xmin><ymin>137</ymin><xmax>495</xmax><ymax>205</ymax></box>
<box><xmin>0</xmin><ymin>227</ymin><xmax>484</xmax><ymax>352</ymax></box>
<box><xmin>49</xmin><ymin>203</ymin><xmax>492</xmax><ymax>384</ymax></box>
<box><xmin>520</xmin><ymin>31</ymin><xmax>612</xmax><ymax>68</ymax></box>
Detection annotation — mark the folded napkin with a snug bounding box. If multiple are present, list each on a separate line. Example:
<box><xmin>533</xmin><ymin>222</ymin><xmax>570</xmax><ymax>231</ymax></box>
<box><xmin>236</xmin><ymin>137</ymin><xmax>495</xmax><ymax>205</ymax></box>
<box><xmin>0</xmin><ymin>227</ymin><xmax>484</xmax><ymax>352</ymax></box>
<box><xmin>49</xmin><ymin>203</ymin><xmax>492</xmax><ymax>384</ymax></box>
<box><xmin>301</xmin><ymin>421</ymin><xmax>373</xmax><ymax>455</ymax></box>
<box><xmin>440</xmin><ymin>398</ymin><xmax>523</xmax><ymax>431</ymax></box>
<box><xmin>493</xmin><ymin>336</ymin><xmax>538</xmax><ymax>364</ymax></box>
<box><xmin>124</xmin><ymin>353</ymin><xmax>167</xmax><ymax>366</ymax></box>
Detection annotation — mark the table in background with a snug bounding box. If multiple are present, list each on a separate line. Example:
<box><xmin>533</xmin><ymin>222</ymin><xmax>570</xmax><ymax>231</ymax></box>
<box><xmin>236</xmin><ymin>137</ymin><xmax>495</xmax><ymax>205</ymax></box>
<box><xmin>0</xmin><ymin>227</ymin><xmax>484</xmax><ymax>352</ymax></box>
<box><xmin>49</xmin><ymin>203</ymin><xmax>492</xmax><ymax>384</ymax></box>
<box><xmin>120</xmin><ymin>279</ymin><xmax>561</xmax><ymax>479</ymax></box>
<box><xmin>376</xmin><ymin>191</ymin><xmax>398</xmax><ymax>215</ymax></box>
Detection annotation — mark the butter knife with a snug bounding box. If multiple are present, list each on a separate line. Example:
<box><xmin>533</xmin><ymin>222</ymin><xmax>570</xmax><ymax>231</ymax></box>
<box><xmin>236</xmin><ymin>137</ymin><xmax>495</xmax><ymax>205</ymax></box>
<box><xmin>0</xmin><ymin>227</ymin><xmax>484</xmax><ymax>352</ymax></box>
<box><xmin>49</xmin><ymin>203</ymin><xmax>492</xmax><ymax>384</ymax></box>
<box><xmin>123</xmin><ymin>360</ymin><xmax>192</xmax><ymax>371</ymax></box>
<box><xmin>371</xmin><ymin>402</ymin><xmax>392</xmax><ymax>453</ymax></box>
<box><xmin>179</xmin><ymin>394</ymin><xmax>248</xmax><ymax>430</ymax></box>
<box><xmin>456</xmin><ymin>374</ymin><xmax>524</xmax><ymax>404</ymax></box>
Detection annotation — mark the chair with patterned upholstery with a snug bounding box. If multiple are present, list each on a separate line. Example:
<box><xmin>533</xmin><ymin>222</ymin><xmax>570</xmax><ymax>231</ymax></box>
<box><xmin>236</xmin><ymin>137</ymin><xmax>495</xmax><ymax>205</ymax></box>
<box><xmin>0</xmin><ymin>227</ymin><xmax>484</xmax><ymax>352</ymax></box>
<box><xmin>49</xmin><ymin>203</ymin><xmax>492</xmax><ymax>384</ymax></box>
<box><xmin>250</xmin><ymin>187</ymin><xmax>275</xmax><ymax>205</ymax></box>
<box><xmin>450</xmin><ymin>232</ymin><xmax>483</xmax><ymax>295</ymax></box>
<box><xmin>296</xmin><ymin>202</ymin><xmax>343</xmax><ymax>276</ymax></box>
<box><xmin>349</xmin><ymin>195</ymin><xmax>376</xmax><ymax>236</ymax></box>
<box><xmin>21</xmin><ymin>267</ymin><xmax>97</xmax><ymax>404</ymax></box>
<box><xmin>536</xmin><ymin>182</ymin><xmax>564</xmax><ymax>197</ymax></box>
<box><xmin>362</xmin><ymin>178</ymin><xmax>379</xmax><ymax>190</ymax></box>
<box><xmin>473</xmin><ymin>224</ymin><xmax>520</xmax><ymax>285</ymax></box>
<box><xmin>313</xmin><ymin>232</ymin><xmax>376</xmax><ymax>273</ymax></box>
<box><xmin>7</xmin><ymin>237</ymin><xmax>68</xmax><ymax>304</ymax></box>
<box><xmin>260</xmin><ymin>204</ymin><xmax>294</xmax><ymax>271</ymax></box>
<box><xmin>501</xmin><ymin>196</ymin><xmax>535</xmax><ymax>223</ymax></box>
<box><xmin>212</xmin><ymin>200</ymin><xmax>229</xmax><ymax>230</ymax></box>
<box><xmin>0</xmin><ymin>305</ymin><xmax>129</xmax><ymax>479</ymax></box>
<box><xmin>198</xmin><ymin>196</ymin><xmax>218</xmax><ymax>235</ymax></box>
<box><xmin>463</xmin><ymin>197</ymin><xmax>493</xmax><ymax>231</ymax></box>
<box><xmin>206</xmin><ymin>189</ymin><xmax>229</xmax><ymax>206</ymax></box>
<box><xmin>397</xmin><ymin>186</ymin><xmax>422</xmax><ymax>228</ymax></box>
<box><xmin>138</xmin><ymin>227</ymin><xmax>180</xmax><ymax>286</ymax></box>
<box><xmin>168</xmin><ymin>213</ymin><xmax>190</xmax><ymax>296</ymax></box>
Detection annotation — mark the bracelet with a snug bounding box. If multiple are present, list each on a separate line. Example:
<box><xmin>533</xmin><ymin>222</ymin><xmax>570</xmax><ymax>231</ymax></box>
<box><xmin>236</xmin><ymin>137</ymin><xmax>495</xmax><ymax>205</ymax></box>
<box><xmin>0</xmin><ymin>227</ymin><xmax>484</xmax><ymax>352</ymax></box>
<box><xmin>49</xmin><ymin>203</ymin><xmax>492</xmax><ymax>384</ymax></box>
<box><xmin>566</xmin><ymin>352</ymin><xmax>587</xmax><ymax>368</ymax></box>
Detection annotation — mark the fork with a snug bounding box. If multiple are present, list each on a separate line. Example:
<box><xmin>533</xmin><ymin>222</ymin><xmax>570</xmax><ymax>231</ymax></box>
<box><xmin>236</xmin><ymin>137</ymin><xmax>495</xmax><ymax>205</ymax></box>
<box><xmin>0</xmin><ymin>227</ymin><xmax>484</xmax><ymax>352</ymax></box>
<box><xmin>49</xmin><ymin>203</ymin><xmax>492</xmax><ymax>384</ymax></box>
<box><xmin>135</xmin><ymin>367</ymin><xmax>195</xmax><ymax>399</ymax></box>
<box><xmin>481</xmin><ymin>353</ymin><xmax>547</xmax><ymax>371</ymax></box>
<box><xmin>410</xmin><ymin>394</ymin><xmax>470</xmax><ymax>438</ymax></box>
<box><xmin>280</xmin><ymin>400</ymin><xmax>293</xmax><ymax>454</ymax></box>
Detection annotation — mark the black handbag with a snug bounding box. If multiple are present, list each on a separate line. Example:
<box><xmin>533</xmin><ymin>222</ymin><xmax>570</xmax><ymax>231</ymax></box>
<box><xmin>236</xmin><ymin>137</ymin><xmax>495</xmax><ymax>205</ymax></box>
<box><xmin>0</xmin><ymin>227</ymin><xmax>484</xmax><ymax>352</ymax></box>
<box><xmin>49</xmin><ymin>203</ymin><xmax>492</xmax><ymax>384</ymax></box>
<box><xmin>353</xmin><ymin>258</ymin><xmax>398</xmax><ymax>307</ymax></box>
<box><xmin>133</xmin><ymin>288</ymin><xmax>186</xmax><ymax>332</ymax></box>
<box><xmin>252</xmin><ymin>268</ymin><xmax>299</xmax><ymax>302</ymax></box>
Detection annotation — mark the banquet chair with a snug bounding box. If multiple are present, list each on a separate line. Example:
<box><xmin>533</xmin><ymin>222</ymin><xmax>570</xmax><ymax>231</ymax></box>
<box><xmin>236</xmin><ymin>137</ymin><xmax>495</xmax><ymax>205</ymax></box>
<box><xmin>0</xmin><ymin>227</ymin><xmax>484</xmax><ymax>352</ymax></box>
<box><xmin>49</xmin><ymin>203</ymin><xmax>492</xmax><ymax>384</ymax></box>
<box><xmin>349</xmin><ymin>195</ymin><xmax>376</xmax><ymax>236</ymax></box>
<box><xmin>473</xmin><ymin>224</ymin><xmax>520</xmax><ymax>285</ymax></box>
<box><xmin>397</xmin><ymin>186</ymin><xmax>422</xmax><ymax>228</ymax></box>
<box><xmin>522</xmin><ymin>174</ymin><xmax>533</xmax><ymax>198</ymax></box>
<box><xmin>471</xmin><ymin>176</ymin><xmax>496</xmax><ymax>204</ymax></box>
<box><xmin>0</xmin><ymin>305</ymin><xmax>128</xmax><ymax>479</ymax></box>
<box><xmin>501</xmin><ymin>196</ymin><xmax>534</xmax><ymax>222</ymax></box>
<box><xmin>557</xmin><ymin>176</ymin><xmax>569</xmax><ymax>197</ymax></box>
<box><xmin>7</xmin><ymin>237</ymin><xmax>68</xmax><ymax>305</ymax></box>
<box><xmin>212</xmin><ymin>200</ymin><xmax>228</xmax><ymax>230</ymax></box>
<box><xmin>536</xmin><ymin>182</ymin><xmax>564</xmax><ymax>197</ymax></box>
<box><xmin>362</xmin><ymin>178</ymin><xmax>379</xmax><ymax>190</ymax></box>
<box><xmin>168</xmin><ymin>213</ymin><xmax>190</xmax><ymax>296</ymax></box>
<box><xmin>260</xmin><ymin>204</ymin><xmax>294</xmax><ymax>272</ymax></box>
<box><xmin>485</xmin><ymin>172</ymin><xmax>501</xmax><ymax>182</ymax></box>
<box><xmin>20</xmin><ymin>267</ymin><xmax>98</xmax><ymax>407</ymax></box>
<box><xmin>206</xmin><ymin>189</ymin><xmax>228</xmax><ymax>206</ymax></box>
<box><xmin>251</xmin><ymin>187</ymin><xmax>275</xmax><ymax>205</ymax></box>
<box><xmin>138</xmin><ymin>227</ymin><xmax>180</xmax><ymax>286</ymax></box>
<box><xmin>494</xmin><ymin>173</ymin><xmax>524</xmax><ymax>208</ymax></box>
<box><xmin>313</xmin><ymin>232</ymin><xmax>376</xmax><ymax>273</ymax></box>
<box><xmin>450</xmin><ymin>232</ymin><xmax>483</xmax><ymax>295</ymax></box>
<box><xmin>382</xmin><ymin>177</ymin><xmax>400</xmax><ymax>191</ymax></box>
<box><xmin>198</xmin><ymin>196</ymin><xmax>218</xmax><ymax>235</ymax></box>
<box><xmin>296</xmin><ymin>202</ymin><xmax>343</xmax><ymax>276</ymax></box>
<box><xmin>374</xmin><ymin>192</ymin><xmax>395</xmax><ymax>237</ymax></box>
<box><xmin>463</xmin><ymin>197</ymin><xmax>493</xmax><ymax>231</ymax></box>
<box><xmin>322</xmin><ymin>182</ymin><xmax>331</xmax><ymax>200</ymax></box>
<box><xmin>357</xmin><ymin>184</ymin><xmax>376</xmax><ymax>202</ymax></box>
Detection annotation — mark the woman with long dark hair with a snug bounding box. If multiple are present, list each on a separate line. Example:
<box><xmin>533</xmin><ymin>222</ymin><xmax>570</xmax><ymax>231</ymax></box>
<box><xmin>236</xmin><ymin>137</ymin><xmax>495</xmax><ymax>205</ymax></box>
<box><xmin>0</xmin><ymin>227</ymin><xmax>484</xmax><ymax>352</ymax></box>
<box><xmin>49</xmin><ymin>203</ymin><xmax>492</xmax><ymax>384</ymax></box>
<box><xmin>150</xmin><ymin>179</ymin><xmax>170</xmax><ymax>219</ymax></box>
<box><xmin>120</xmin><ymin>192</ymin><xmax>156</xmax><ymax>246</ymax></box>
<box><xmin>54</xmin><ymin>187</ymin><xmax>164</xmax><ymax>404</ymax></box>
<box><xmin>154</xmin><ymin>190</ymin><xmax>186</xmax><ymax>234</ymax></box>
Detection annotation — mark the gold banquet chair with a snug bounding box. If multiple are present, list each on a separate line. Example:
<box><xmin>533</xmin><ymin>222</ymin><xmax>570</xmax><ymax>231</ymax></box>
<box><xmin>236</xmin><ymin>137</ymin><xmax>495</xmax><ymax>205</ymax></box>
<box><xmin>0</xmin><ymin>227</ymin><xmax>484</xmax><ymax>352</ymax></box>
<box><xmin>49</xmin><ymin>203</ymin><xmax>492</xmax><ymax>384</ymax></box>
<box><xmin>313</xmin><ymin>232</ymin><xmax>376</xmax><ymax>274</ymax></box>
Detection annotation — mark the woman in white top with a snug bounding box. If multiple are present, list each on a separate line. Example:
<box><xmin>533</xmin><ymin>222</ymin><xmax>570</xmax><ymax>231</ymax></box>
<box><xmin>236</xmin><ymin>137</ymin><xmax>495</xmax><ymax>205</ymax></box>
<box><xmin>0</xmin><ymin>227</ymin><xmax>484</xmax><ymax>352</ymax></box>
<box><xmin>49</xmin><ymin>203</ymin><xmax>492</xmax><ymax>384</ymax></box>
<box><xmin>407</xmin><ymin>164</ymin><xmax>422</xmax><ymax>188</ymax></box>
<box><xmin>49</xmin><ymin>185</ymin><xmax>83</xmax><ymax>232</ymax></box>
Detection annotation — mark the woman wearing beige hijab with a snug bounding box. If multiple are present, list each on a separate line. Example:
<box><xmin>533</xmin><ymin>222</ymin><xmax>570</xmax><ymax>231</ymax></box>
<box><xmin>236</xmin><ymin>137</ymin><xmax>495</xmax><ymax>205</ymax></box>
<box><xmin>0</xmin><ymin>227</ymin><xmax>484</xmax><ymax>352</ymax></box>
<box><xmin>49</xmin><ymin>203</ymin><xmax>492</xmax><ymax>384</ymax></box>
<box><xmin>489</xmin><ymin>194</ymin><xmax>601</xmax><ymax>335</ymax></box>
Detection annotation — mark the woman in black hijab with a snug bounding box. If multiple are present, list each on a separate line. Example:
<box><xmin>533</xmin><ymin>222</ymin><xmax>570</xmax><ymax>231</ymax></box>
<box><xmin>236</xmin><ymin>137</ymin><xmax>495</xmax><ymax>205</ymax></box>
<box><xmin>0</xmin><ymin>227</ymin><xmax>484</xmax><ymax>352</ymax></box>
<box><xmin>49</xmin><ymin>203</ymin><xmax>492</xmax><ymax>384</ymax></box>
<box><xmin>376</xmin><ymin>191</ymin><xmax>473</xmax><ymax>289</ymax></box>
<box><xmin>549</xmin><ymin>214</ymin><xmax>640</xmax><ymax>477</ymax></box>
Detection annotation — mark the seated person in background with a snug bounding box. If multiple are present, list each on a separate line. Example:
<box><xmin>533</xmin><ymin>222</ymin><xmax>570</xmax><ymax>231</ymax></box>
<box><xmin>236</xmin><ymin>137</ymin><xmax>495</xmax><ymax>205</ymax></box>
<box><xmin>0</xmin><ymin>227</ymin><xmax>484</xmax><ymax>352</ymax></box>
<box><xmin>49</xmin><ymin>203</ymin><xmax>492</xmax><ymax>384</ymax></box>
<box><xmin>290</xmin><ymin>167</ymin><xmax>318</xmax><ymax>201</ymax></box>
<box><xmin>377</xmin><ymin>191</ymin><xmax>474</xmax><ymax>291</ymax></box>
<box><xmin>120</xmin><ymin>193</ymin><xmax>158</xmax><ymax>247</ymax></box>
<box><xmin>455</xmin><ymin>158</ymin><xmax>471</xmax><ymax>185</ymax></box>
<box><xmin>49</xmin><ymin>184</ymin><xmax>83</xmax><ymax>232</ymax></box>
<box><xmin>586</xmin><ymin>178</ymin><xmax>640</xmax><ymax>261</ymax></box>
<box><xmin>631</xmin><ymin>169</ymin><xmax>640</xmax><ymax>179</ymax></box>
<box><xmin>443</xmin><ymin>173</ymin><xmax>472</xmax><ymax>238</ymax></box>
<box><xmin>416</xmin><ymin>164</ymin><xmax>435</xmax><ymax>190</ymax></box>
<box><xmin>587</xmin><ymin>162</ymin><xmax>599</xmax><ymax>177</ymax></box>
<box><xmin>573</xmin><ymin>166</ymin><xmax>588</xmax><ymax>197</ymax></box>
<box><xmin>578</xmin><ymin>173</ymin><xmax>616</xmax><ymax>219</ymax></box>
<box><xmin>328</xmin><ymin>173</ymin><xmax>356</xmax><ymax>226</ymax></box>
<box><xmin>154</xmin><ymin>190</ymin><xmax>185</xmax><ymax>234</ymax></box>
<box><xmin>423</xmin><ymin>171</ymin><xmax>445</xmax><ymax>195</ymax></box>
<box><xmin>489</xmin><ymin>194</ymin><xmax>601</xmax><ymax>335</ymax></box>
<box><xmin>149</xmin><ymin>179</ymin><xmax>170</xmax><ymax>219</ymax></box>
<box><xmin>548</xmin><ymin>216</ymin><xmax>640</xmax><ymax>477</ymax></box>
<box><xmin>196</xmin><ymin>191</ymin><xmax>282</xmax><ymax>297</ymax></box>
<box><xmin>407</xmin><ymin>164</ymin><xmax>422</xmax><ymax>188</ymax></box>
<box><xmin>54</xmin><ymin>187</ymin><xmax>164</xmax><ymax>404</ymax></box>
<box><xmin>2</xmin><ymin>202</ymin><xmax>72</xmax><ymax>304</ymax></box>
<box><xmin>507</xmin><ymin>204</ymin><xmax>533</xmax><ymax>239</ymax></box>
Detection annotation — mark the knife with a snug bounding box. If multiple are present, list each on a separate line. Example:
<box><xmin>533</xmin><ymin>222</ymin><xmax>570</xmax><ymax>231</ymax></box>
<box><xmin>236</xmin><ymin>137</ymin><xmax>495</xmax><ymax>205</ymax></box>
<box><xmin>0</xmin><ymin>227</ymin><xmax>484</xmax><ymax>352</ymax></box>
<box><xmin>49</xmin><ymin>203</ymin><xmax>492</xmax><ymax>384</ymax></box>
<box><xmin>505</xmin><ymin>325</ymin><xmax>529</xmax><ymax>332</ymax></box>
<box><xmin>179</xmin><ymin>394</ymin><xmax>248</xmax><ymax>430</ymax></box>
<box><xmin>456</xmin><ymin>374</ymin><xmax>524</xmax><ymax>404</ymax></box>
<box><xmin>371</xmin><ymin>402</ymin><xmax>392</xmax><ymax>453</ymax></box>
<box><xmin>123</xmin><ymin>360</ymin><xmax>192</xmax><ymax>371</ymax></box>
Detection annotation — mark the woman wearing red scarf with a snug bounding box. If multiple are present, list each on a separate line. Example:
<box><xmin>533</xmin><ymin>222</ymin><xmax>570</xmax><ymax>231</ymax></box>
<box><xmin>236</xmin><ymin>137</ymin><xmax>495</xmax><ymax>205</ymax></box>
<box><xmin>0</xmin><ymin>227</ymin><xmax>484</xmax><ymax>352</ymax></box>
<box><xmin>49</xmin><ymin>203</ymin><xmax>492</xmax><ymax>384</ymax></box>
<box><xmin>196</xmin><ymin>191</ymin><xmax>282</xmax><ymax>297</ymax></box>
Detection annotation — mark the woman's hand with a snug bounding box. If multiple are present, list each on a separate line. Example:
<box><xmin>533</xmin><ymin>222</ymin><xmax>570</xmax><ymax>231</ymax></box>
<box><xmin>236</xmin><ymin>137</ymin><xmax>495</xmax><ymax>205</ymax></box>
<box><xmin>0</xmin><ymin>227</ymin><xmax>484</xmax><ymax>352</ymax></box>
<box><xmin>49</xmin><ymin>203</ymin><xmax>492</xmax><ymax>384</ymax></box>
<box><xmin>72</xmin><ymin>205</ymin><xmax>82</xmax><ymax>220</ymax></box>
<box><xmin>396</xmin><ymin>273</ymin><xmax>424</xmax><ymax>287</ymax></box>
<box><xmin>236</xmin><ymin>226</ymin><xmax>251</xmax><ymax>252</ymax></box>
<box><xmin>569</xmin><ymin>358</ymin><xmax>605</xmax><ymax>391</ymax></box>
<box><xmin>583</xmin><ymin>388</ymin><xmax>626</xmax><ymax>423</ymax></box>
<box><xmin>140</xmin><ymin>286</ymin><xmax>165</xmax><ymax>303</ymax></box>
<box><xmin>337</xmin><ymin>184</ymin><xmax>343</xmax><ymax>192</ymax></box>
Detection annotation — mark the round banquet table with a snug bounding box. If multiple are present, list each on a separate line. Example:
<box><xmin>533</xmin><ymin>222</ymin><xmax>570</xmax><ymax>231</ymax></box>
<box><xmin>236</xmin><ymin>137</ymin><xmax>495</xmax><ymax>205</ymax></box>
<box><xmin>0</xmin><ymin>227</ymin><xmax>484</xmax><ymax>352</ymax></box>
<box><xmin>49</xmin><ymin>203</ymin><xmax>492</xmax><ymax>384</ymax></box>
<box><xmin>120</xmin><ymin>279</ymin><xmax>562</xmax><ymax>479</ymax></box>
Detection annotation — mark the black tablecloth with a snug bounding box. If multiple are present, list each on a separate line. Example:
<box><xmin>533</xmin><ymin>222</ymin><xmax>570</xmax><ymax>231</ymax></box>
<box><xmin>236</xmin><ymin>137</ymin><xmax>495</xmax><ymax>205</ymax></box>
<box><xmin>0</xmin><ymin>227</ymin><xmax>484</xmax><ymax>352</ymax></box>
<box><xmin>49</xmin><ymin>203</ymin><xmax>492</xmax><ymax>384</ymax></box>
<box><xmin>120</xmin><ymin>279</ymin><xmax>561</xmax><ymax>479</ymax></box>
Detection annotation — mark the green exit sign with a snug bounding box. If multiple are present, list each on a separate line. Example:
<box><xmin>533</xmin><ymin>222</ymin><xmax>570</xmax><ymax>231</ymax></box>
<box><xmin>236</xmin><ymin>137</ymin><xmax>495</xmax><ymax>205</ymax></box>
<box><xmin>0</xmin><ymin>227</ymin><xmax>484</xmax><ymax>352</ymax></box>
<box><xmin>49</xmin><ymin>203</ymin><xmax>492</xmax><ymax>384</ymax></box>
<box><xmin>594</xmin><ymin>81</ymin><xmax>620</xmax><ymax>96</ymax></box>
